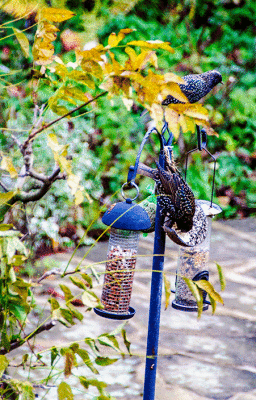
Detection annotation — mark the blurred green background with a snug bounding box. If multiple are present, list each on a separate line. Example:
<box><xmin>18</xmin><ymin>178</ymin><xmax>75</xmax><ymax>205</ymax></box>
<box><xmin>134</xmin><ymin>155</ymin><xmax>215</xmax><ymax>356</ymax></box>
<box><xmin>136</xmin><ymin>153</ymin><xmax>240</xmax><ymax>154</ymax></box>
<box><xmin>0</xmin><ymin>0</ymin><xmax>255</xmax><ymax>255</ymax></box>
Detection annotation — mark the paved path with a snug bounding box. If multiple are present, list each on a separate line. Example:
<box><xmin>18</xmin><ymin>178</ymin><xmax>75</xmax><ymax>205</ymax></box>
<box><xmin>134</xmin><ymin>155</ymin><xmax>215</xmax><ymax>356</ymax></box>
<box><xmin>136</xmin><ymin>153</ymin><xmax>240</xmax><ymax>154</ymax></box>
<box><xmin>9</xmin><ymin>218</ymin><xmax>256</xmax><ymax>399</ymax></box>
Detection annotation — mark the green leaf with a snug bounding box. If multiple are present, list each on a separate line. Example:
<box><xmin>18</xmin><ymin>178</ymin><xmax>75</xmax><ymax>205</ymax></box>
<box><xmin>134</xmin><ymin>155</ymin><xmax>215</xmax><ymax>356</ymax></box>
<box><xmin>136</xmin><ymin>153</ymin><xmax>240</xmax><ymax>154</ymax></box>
<box><xmin>62</xmin><ymin>349</ymin><xmax>76</xmax><ymax>377</ymax></box>
<box><xmin>67</xmin><ymin>304</ymin><xmax>83</xmax><ymax>321</ymax></box>
<box><xmin>19</xmin><ymin>381</ymin><xmax>34</xmax><ymax>399</ymax></box>
<box><xmin>79</xmin><ymin>376</ymin><xmax>107</xmax><ymax>392</ymax></box>
<box><xmin>216</xmin><ymin>263</ymin><xmax>226</xmax><ymax>291</ymax></box>
<box><xmin>195</xmin><ymin>280</ymin><xmax>224</xmax><ymax>305</ymax></box>
<box><xmin>0</xmin><ymin>191</ymin><xmax>16</xmax><ymax>208</ymax></box>
<box><xmin>60</xmin><ymin>308</ymin><xmax>75</xmax><ymax>325</ymax></box>
<box><xmin>49</xmin><ymin>297</ymin><xmax>60</xmax><ymax>311</ymax></box>
<box><xmin>69</xmin><ymin>276</ymin><xmax>87</xmax><ymax>290</ymax></box>
<box><xmin>209</xmin><ymin>295</ymin><xmax>217</xmax><ymax>314</ymax></box>
<box><xmin>59</xmin><ymin>284</ymin><xmax>73</xmax><ymax>302</ymax></box>
<box><xmin>75</xmin><ymin>348</ymin><xmax>99</xmax><ymax>374</ymax></box>
<box><xmin>182</xmin><ymin>277</ymin><xmax>204</xmax><ymax>318</ymax></box>
<box><xmin>95</xmin><ymin>356</ymin><xmax>118</xmax><ymax>366</ymax></box>
<box><xmin>82</xmin><ymin>289</ymin><xmax>101</xmax><ymax>308</ymax></box>
<box><xmin>51</xmin><ymin>347</ymin><xmax>59</xmax><ymax>366</ymax></box>
<box><xmin>57</xmin><ymin>382</ymin><xmax>74</xmax><ymax>400</ymax></box>
<box><xmin>0</xmin><ymin>224</ymin><xmax>13</xmax><ymax>231</ymax></box>
<box><xmin>81</xmin><ymin>273</ymin><xmax>93</xmax><ymax>288</ymax></box>
<box><xmin>85</xmin><ymin>338</ymin><xmax>99</xmax><ymax>355</ymax></box>
<box><xmin>182</xmin><ymin>277</ymin><xmax>201</xmax><ymax>303</ymax></box>
<box><xmin>97</xmin><ymin>334</ymin><xmax>120</xmax><ymax>353</ymax></box>
<box><xmin>9</xmin><ymin>302</ymin><xmax>28</xmax><ymax>322</ymax></box>
<box><xmin>121</xmin><ymin>328</ymin><xmax>131</xmax><ymax>355</ymax></box>
<box><xmin>163</xmin><ymin>273</ymin><xmax>171</xmax><ymax>310</ymax></box>
<box><xmin>0</xmin><ymin>355</ymin><xmax>9</xmax><ymax>377</ymax></box>
<box><xmin>12</xmin><ymin>28</ymin><xmax>29</xmax><ymax>58</ymax></box>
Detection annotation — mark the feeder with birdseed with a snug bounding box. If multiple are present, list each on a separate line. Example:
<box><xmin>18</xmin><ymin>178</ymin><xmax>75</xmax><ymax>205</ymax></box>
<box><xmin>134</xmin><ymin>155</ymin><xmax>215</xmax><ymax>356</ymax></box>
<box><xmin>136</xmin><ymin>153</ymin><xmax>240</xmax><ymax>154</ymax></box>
<box><xmin>172</xmin><ymin>200</ymin><xmax>222</xmax><ymax>311</ymax></box>
<box><xmin>172</xmin><ymin>126</ymin><xmax>222</xmax><ymax>311</ymax></box>
<box><xmin>94</xmin><ymin>182</ymin><xmax>151</xmax><ymax>320</ymax></box>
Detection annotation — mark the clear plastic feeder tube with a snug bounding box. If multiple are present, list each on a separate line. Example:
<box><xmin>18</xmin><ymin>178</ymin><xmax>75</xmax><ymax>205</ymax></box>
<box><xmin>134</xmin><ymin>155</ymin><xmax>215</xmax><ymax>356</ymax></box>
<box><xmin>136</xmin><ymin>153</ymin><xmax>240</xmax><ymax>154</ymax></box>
<box><xmin>101</xmin><ymin>228</ymin><xmax>139</xmax><ymax>314</ymax></box>
<box><xmin>173</xmin><ymin>217</ymin><xmax>212</xmax><ymax>311</ymax></box>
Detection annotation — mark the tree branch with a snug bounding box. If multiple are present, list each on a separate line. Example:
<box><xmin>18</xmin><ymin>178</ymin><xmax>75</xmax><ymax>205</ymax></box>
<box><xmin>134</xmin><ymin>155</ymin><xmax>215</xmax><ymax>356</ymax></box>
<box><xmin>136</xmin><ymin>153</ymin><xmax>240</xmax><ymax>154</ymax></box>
<box><xmin>0</xmin><ymin>320</ymin><xmax>56</xmax><ymax>355</ymax></box>
<box><xmin>0</xmin><ymin>181</ymin><xmax>9</xmax><ymax>192</ymax></box>
<box><xmin>22</xmin><ymin>91</ymin><xmax>108</xmax><ymax>151</ymax></box>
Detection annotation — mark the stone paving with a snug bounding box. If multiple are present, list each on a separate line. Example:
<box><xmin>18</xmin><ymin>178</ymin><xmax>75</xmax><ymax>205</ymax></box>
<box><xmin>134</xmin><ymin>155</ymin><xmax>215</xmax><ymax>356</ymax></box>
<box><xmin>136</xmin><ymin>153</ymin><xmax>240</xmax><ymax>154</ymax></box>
<box><xmin>8</xmin><ymin>218</ymin><xmax>256</xmax><ymax>399</ymax></box>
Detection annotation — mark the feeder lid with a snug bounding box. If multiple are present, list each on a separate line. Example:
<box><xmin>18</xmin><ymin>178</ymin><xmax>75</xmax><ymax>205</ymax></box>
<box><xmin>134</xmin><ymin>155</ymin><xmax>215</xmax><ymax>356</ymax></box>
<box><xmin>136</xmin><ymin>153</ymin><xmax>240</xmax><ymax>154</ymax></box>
<box><xmin>102</xmin><ymin>199</ymin><xmax>151</xmax><ymax>231</ymax></box>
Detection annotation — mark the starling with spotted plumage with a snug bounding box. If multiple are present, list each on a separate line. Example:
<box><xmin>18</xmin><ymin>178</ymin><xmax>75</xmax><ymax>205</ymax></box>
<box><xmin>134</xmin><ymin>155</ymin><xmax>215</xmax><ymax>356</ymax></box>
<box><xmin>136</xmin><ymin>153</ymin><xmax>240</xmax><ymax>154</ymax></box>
<box><xmin>138</xmin><ymin>147</ymin><xmax>195</xmax><ymax>233</ymax></box>
<box><xmin>162</xmin><ymin>70</ymin><xmax>222</xmax><ymax>105</ymax></box>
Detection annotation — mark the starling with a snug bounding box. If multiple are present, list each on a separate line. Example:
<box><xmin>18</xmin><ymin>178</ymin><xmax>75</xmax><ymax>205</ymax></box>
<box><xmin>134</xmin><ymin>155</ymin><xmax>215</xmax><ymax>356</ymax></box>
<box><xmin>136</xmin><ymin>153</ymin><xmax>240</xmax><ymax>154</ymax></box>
<box><xmin>162</xmin><ymin>70</ymin><xmax>222</xmax><ymax>106</ymax></box>
<box><xmin>138</xmin><ymin>147</ymin><xmax>195</xmax><ymax>233</ymax></box>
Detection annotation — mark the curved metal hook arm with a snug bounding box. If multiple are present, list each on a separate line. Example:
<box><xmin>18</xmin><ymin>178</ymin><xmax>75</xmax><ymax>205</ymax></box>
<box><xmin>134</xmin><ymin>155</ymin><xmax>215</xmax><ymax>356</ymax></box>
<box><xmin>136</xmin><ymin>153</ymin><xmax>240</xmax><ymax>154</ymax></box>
<box><xmin>185</xmin><ymin>125</ymin><xmax>216</xmax><ymax>207</ymax></box>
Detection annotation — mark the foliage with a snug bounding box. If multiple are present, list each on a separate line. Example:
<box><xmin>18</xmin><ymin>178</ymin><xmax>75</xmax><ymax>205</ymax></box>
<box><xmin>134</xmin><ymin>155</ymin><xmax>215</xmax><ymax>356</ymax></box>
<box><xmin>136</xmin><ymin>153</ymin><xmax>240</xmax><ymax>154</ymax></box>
<box><xmin>0</xmin><ymin>0</ymin><xmax>249</xmax><ymax>397</ymax></box>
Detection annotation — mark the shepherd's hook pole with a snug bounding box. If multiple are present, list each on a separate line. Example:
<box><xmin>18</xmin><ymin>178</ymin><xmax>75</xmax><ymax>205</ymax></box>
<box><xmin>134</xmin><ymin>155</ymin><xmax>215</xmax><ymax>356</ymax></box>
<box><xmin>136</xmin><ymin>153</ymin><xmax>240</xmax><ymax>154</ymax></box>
<box><xmin>143</xmin><ymin>149</ymin><xmax>166</xmax><ymax>400</ymax></box>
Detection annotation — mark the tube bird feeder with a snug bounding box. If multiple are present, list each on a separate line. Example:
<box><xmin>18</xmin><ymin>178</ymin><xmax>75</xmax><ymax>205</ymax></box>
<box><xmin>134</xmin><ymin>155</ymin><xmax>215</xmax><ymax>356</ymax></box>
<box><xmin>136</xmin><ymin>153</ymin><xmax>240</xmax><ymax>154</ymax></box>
<box><xmin>94</xmin><ymin>186</ymin><xmax>151</xmax><ymax>320</ymax></box>
<box><xmin>172</xmin><ymin>200</ymin><xmax>222</xmax><ymax>312</ymax></box>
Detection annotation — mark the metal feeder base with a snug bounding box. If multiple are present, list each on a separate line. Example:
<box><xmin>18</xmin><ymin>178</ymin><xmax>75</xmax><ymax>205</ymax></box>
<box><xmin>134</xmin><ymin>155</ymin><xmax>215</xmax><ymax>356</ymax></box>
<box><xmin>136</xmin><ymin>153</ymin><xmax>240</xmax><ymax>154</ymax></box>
<box><xmin>172</xmin><ymin>300</ymin><xmax>209</xmax><ymax>312</ymax></box>
<box><xmin>94</xmin><ymin>306</ymin><xmax>136</xmax><ymax>320</ymax></box>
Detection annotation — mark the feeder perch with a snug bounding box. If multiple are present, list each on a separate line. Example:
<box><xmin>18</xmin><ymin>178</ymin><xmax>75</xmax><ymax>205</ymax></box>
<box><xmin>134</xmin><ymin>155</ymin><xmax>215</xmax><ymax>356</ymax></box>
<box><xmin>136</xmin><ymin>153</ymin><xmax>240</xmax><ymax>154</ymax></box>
<box><xmin>94</xmin><ymin>186</ymin><xmax>151</xmax><ymax>320</ymax></box>
<box><xmin>172</xmin><ymin>200</ymin><xmax>222</xmax><ymax>312</ymax></box>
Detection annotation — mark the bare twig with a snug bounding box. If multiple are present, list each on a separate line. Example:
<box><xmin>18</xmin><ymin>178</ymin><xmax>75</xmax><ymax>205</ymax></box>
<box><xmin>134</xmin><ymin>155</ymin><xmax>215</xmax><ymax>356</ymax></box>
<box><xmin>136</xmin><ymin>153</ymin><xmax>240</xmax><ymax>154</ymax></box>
<box><xmin>37</xmin><ymin>268</ymin><xmax>62</xmax><ymax>283</ymax></box>
<box><xmin>22</xmin><ymin>91</ymin><xmax>108</xmax><ymax>152</ymax></box>
<box><xmin>0</xmin><ymin>181</ymin><xmax>9</xmax><ymax>192</ymax></box>
<box><xmin>0</xmin><ymin>320</ymin><xmax>56</xmax><ymax>355</ymax></box>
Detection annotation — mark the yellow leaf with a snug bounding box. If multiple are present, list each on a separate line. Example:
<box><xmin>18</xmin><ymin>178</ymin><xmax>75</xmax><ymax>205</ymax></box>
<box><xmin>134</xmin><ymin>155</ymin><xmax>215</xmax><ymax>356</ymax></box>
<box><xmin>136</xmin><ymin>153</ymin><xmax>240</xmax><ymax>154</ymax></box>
<box><xmin>47</xmin><ymin>134</ymin><xmax>69</xmax><ymax>168</ymax></box>
<box><xmin>68</xmin><ymin>71</ymin><xmax>95</xmax><ymax>89</ymax></box>
<box><xmin>0</xmin><ymin>191</ymin><xmax>16</xmax><ymax>208</ymax></box>
<box><xmin>81</xmin><ymin>59</ymin><xmax>103</xmax><ymax>79</ymax></box>
<box><xmin>67</xmin><ymin>174</ymin><xmax>80</xmax><ymax>195</ymax></box>
<box><xmin>107</xmin><ymin>29</ymin><xmax>134</xmax><ymax>48</ymax></box>
<box><xmin>149</xmin><ymin>104</ymin><xmax>164</xmax><ymax>131</ymax></box>
<box><xmin>75</xmin><ymin>190</ymin><xmax>84</xmax><ymax>206</ymax></box>
<box><xmin>0</xmin><ymin>155</ymin><xmax>18</xmax><ymax>178</ymax></box>
<box><xmin>126</xmin><ymin>40</ymin><xmax>174</xmax><ymax>53</ymax></box>
<box><xmin>184</xmin><ymin>116</ymin><xmax>195</xmax><ymax>132</ymax></box>
<box><xmin>40</xmin><ymin>7</ymin><xmax>75</xmax><ymax>22</ymax></box>
<box><xmin>0</xmin><ymin>0</ymin><xmax>39</xmax><ymax>18</ymax></box>
<box><xmin>162</xmin><ymin>82</ymin><xmax>189</xmax><ymax>103</ymax></box>
<box><xmin>184</xmin><ymin>105</ymin><xmax>209</xmax><ymax>121</ymax></box>
<box><xmin>216</xmin><ymin>262</ymin><xmax>226</xmax><ymax>291</ymax></box>
<box><xmin>195</xmin><ymin>280</ymin><xmax>224</xmax><ymax>305</ymax></box>
<box><xmin>163</xmin><ymin>273</ymin><xmax>171</xmax><ymax>310</ymax></box>
<box><xmin>209</xmin><ymin>295</ymin><xmax>217</xmax><ymax>314</ymax></box>
<box><xmin>12</xmin><ymin>28</ymin><xmax>30</xmax><ymax>58</ymax></box>
<box><xmin>165</xmin><ymin>108</ymin><xmax>180</xmax><ymax>138</ymax></box>
<box><xmin>134</xmin><ymin>50</ymin><xmax>157</xmax><ymax>71</ymax></box>
<box><xmin>78</xmin><ymin>45</ymin><xmax>105</xmax><ymax>62</ymax></box>
<box><xmin>164</xmin><ymin>73</ymin><xmax>185</xmax><ymax>84</ymax></box>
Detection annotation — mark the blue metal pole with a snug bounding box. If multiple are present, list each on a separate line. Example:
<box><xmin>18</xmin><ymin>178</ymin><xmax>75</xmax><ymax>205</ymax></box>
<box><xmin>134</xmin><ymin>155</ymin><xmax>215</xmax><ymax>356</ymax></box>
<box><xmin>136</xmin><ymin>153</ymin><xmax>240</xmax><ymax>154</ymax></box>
<box><xmin>143</xmin><ymin>150</ymin><xmax>166</xmax><ymax>400</ymax></box>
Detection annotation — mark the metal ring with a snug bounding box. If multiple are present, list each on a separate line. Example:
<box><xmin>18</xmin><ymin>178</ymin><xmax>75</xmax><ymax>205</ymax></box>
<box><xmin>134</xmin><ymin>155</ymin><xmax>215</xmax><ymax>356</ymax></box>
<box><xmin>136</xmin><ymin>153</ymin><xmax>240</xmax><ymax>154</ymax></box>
<box><xmin>121</xmin><ymin>181</ymin><xmax>140</xmax><ymax>201</ymax></box>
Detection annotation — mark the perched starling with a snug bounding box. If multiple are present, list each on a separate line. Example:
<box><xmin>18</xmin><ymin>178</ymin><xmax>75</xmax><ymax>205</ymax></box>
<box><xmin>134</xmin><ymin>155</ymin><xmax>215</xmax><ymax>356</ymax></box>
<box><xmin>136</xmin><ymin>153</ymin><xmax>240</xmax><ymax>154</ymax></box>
<box><xmin>138</xmin><ymin>147</ymin><xmax>195</xmax><ymax>233</ymax></box>
<box><xmin>162</xmin><ymin>70</ymin><xmax>222</xmax><ymax>106</ymax></box>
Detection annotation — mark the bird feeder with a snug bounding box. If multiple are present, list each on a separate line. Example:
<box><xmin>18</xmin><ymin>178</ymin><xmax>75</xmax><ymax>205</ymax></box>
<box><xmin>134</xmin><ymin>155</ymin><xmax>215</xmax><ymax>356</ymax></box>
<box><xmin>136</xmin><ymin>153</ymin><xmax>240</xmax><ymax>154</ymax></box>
<box><xmin>172</xmin><ymin>199</ymin><xmax>222</xmax><ymax>312</ymax></box>
<box><xmin>94</xmin><ymin>183</ymin><xmax>151</xmax><ymax>320</ymax></box>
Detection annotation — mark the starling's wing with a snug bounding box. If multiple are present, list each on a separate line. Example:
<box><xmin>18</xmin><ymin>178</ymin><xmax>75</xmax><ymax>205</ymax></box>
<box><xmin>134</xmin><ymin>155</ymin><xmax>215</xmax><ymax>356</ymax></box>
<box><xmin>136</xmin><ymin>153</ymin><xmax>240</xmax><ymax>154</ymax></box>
<box><xmin>174</xmin><ymin>179</ymin><xmax>196</xmax><ymax>217</ymax></box>
<box><xmin>155</xmin><ymin>162</ymin><xmax>179</xmax><ymax>199</ymax></box>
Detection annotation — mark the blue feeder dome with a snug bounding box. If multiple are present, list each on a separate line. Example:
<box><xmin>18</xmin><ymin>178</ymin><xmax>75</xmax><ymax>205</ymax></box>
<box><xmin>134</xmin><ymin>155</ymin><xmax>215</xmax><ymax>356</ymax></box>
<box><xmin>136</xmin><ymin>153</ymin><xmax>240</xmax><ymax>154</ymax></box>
<box><xmin>102</xmin><ymin>198</ymin><xmax>151</xmax><ymax>231</ymax></box>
